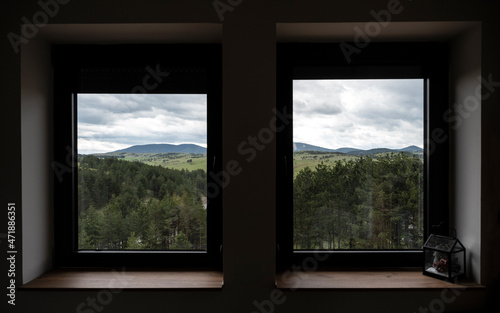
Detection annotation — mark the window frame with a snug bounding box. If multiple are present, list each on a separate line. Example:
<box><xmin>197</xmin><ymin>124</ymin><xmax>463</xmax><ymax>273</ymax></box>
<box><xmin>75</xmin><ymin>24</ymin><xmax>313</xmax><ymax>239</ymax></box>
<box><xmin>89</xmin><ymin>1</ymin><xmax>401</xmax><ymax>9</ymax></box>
<box><xmin>53</xmin><ymin>44</ymin><xmax>222</xmax><ymax>268</ymax></box>
<box><xmin>276</xmin><ymin>42</ymin><xmax>450</xmax><ymax>268</ymax></box>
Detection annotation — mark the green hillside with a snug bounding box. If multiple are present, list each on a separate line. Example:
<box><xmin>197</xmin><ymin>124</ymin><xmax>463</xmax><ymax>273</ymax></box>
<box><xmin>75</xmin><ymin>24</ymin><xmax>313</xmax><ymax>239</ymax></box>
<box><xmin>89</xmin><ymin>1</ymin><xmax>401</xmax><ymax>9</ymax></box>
<box><xmin>293</xmin><ymin>150</ymin><xmax>422</xmax><ymax>177</ymax></box>
<box><xmin>293</xmin><ymin>151</ymin><xmax>359</xmax><ymax>177</ymax></box>
<box><xmin>90</xmin><ymin>150</ymin><xmax>418</xmax><ymax>175</ymax></box>
<box><xmin>92</xmin><ymin>152</ymin><xmax>207</xmax><ymax>172</ymax></box>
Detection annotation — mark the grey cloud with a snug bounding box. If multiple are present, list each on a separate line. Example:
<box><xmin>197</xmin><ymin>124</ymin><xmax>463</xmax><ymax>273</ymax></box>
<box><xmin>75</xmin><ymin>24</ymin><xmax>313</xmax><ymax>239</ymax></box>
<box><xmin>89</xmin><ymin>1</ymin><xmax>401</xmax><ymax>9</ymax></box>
<box><xmin>348</xmin><ymin>80</ymin><xmax>423</xmax><ymax>129</ymax></box>
<box><xmin>314</xmin><ymin>101</ymin><xmax>343</xmax><ymax>115</ymax></box>
<box><xmin>293</xmin><ymin>99</ymin><xmax>343</xmax><ymax>116</ymax></box>
<box><xmin>78</xmin><ymin>94</ymin><xmax>206</xmax><ymax>125</ymax></box>
<box><xmin>293</xmin><ymin>79</ymin><xmax>423</xmax><ymax>150</ymax></box>
<box><xmin>77</xmin><ymin>94</ymin><xmax>207</xmax><ymax>153</ymax></box>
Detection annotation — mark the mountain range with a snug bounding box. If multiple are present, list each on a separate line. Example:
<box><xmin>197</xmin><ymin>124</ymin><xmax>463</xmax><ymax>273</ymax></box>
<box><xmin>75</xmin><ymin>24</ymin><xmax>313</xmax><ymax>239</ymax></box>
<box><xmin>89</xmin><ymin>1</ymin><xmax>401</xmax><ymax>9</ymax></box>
<box><xmin>105</xmin><ymin>142</ymin><xmax>422</xmax><ymax>155</ymax></box>
<box><xmin>112</xmin><ymin>144</ymin><xmax>207</xmax><ymax>154</ymax></box>
<box><xmin>292</xmin><ymin>142</ymin><xmax>422</xmax><ymax>155</ymax></box>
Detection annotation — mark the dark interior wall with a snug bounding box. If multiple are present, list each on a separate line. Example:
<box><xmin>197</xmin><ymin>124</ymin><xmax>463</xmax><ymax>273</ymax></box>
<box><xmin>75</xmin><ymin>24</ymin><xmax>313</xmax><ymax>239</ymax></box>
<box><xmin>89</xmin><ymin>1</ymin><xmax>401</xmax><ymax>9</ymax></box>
<box><xmin>480</xmin><ymin>13</ymin><xmax>500</xmax><ymax>291</ymax></box>
<box><xmin>1</xmin><ymin>0</ymin><xmax>499</xmax><ymax>312</ymax></box>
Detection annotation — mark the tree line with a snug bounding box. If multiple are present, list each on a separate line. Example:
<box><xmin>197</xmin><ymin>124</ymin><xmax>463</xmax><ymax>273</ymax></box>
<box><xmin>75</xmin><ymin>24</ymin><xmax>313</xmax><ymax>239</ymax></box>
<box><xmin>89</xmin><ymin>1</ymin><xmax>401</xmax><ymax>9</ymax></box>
<box><xmin>294</xmin><ymin>153</ymin><xmax>423</xmax><ymax>250</ymax></box>
<box><xmin>78</xmin><ymin>152</ymin><xmax>422</xmax><ymax>251</ymax></box>
<box><xmin>77</xmin><ymin>155</ymin><xmax>207</xmax><ymax>250</ymax></box>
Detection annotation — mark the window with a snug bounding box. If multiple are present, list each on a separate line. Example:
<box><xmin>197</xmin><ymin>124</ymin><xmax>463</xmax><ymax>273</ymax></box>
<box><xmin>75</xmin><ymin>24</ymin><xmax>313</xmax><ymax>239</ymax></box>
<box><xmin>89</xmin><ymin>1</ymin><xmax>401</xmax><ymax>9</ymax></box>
<box><xmin>276</xmin><ymin>43</ymin><xmax>449</xmax><ymax>268</ymax></box>
<box><xmin>293</xmin><ymin>78</ymin><xmax>424</xmax><ymax>250</ymax></box>
<box><xmin>53</xmin><ymin>44</ymin><xmax>222</xmax><ymax>268</ymax></box>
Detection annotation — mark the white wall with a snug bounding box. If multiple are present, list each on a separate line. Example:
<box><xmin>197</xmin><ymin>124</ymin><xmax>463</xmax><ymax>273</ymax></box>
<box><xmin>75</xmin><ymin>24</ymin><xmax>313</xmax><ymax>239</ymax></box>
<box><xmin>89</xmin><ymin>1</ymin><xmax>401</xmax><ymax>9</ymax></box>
<box><xmin>21</xmin><ymin>36</ymin><xmax>54</xmax><ymax>284</ymax></box>
<box><xmin>450</xmin><ymin>24</ymin><xmax>482</xmax><ymax>282</ymax></box>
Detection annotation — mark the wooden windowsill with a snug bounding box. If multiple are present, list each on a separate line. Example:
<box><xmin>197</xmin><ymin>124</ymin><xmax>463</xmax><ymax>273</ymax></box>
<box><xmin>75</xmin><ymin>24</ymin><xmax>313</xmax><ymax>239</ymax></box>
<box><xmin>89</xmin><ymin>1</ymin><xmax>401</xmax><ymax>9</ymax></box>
<box><xmin>21</xmin><ymin>269</ymin><xmax>483</xmax><ymax>291</ymax></box>
<box><xmin>276</xmin><ymin>270</ymin><xmax>484</xmax><ymax>290</ymax></box>
<box><xmin>20</xmin><ymin>269</ymin><xmax>223</xmax><ymax>290</ymax></box>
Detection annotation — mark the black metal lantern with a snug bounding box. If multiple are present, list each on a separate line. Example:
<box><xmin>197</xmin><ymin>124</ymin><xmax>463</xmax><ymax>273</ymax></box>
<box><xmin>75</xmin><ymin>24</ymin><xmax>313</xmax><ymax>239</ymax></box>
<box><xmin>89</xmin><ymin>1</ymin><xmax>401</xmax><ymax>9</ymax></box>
<box><xmin>423</xmin><ymin>233</ymin><xmax>466</xmax><ymax>282</ymax></box>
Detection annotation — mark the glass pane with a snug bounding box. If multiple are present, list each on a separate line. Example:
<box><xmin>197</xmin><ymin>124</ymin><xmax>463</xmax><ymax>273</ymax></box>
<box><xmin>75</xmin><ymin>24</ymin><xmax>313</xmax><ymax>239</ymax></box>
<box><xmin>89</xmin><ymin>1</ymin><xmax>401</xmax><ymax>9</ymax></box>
<box><xmin>293</xmin><ymin>79</ymin><xmax>424</xmax><ymax>250</ymax></box>
<box><xmin>77</xmin><ymin>94</ymin><xmax>207</xmax><ymax>251</ymax></box>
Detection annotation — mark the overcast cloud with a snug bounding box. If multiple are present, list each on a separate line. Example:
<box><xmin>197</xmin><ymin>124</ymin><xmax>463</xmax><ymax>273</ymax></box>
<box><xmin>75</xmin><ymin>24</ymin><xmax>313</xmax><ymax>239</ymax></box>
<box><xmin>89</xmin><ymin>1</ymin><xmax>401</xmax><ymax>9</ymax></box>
<box><xmin>293</xmin><ymin>79</ymin><xmax>423</xmax><ymax>150</ymax></box>
<box><xmin>78</xmin><ymin>94</ymin><xmax>206</xmax><ymax>154</ymax></box>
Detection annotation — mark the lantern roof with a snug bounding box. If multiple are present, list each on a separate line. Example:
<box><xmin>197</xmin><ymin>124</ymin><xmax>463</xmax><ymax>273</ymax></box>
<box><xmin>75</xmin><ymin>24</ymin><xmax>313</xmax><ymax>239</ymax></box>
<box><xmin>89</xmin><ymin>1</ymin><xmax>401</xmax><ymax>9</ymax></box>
<box><xmin>423</xmin><ymin>234</ymin><xmax>465</xmax><ymax>253</ymax></box>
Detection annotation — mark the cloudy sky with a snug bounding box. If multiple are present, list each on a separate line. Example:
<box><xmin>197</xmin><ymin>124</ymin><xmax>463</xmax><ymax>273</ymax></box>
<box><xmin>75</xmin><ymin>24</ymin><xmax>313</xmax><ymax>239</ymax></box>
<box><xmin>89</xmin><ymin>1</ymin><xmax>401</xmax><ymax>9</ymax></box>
<box><xmin>78</xmin><ymin>94</ymin><xmax>206</xmax><ymax>154</ymax></box>
<box><xmin>78</xmin><ymin>80</ymin><xmax>422</xmax><ymax>154</ymax></box>
<box><xmin>293</xmin><ymin>79</ymin><xmax>423</xmax><ymax>150</ymax></box>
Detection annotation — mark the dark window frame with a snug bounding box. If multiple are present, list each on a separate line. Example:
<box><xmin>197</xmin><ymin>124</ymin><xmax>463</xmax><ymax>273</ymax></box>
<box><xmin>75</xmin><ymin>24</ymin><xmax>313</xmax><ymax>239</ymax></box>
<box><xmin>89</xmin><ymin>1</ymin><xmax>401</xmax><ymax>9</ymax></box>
<box><xmin>53</xmin><ymin>44</ymin><xmax>222</xmax><ymax>269</ymax></box>
<box><xmin>276</xmin><ymin>42</ymin><xmax>449</xmax><ymax>269</ymax></box>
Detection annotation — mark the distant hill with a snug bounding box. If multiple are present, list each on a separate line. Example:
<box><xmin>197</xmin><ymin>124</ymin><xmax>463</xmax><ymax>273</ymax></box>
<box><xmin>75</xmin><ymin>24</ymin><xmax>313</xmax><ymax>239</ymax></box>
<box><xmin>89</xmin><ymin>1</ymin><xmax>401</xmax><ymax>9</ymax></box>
<box><xmin>293</xmin><ymin>142</ymin><xmax>335</xmax><ymax>152</ymax></box>
<box><xmin>112</xmin><ymin>144</ymin><xmax>207</xmax><ymax>154</ymax></box>
<box><xmin>398</xmin><ymin>145</ymin><xmax>423</xmax><ymax>152</ymax></box>
<box><xmin>335</xmin><ymin>147</ymin><xmax>363</xmax><ymax>154</ymax></box>
<box><xmin>106</xmin><ymin>142</ymin><xmax>421</xmax><ymax>155</ymax></box>
<box><xmin>293</xmin><ymin>142</ymin><xmax>422</xmax><ymax>155</ymax></box>
<box><xmin>349</xmin><ymin>148</ymin><xmax>395</xmax><ymax>155</ymax></box>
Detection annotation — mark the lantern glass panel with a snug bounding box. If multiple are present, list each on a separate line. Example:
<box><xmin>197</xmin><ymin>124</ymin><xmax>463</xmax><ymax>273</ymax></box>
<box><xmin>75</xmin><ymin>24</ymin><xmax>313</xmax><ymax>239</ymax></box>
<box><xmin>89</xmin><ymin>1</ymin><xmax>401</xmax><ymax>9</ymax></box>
<box><xmin>423</xmin><ymin>234</ymin><xmax>465</xmax><ymax>281</ymax></box>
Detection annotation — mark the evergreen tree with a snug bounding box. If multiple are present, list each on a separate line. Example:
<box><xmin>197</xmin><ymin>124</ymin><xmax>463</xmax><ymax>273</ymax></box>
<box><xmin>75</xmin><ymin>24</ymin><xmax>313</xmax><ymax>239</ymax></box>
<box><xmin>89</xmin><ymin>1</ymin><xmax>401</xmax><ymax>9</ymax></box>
<box><xmin>171</xmin><ymin>232</ymin><xmax>192</xmax><ymax>250</ymax></box>
<box><xmin>293</xmin><ymin>153</ymin><xmax>423</xmax><ymax>250</ymax></box>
